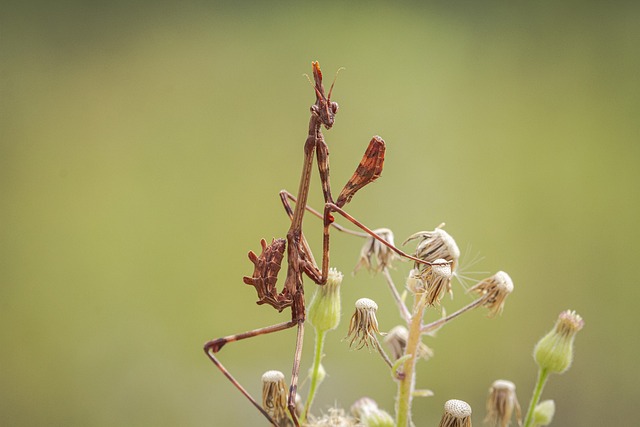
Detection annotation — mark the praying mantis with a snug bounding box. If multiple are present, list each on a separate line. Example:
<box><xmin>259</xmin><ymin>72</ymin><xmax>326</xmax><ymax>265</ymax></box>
<box><xmin>204</xmin><ymin>61</ymin><xmax>434</xmax><ymax>426</ymax></box>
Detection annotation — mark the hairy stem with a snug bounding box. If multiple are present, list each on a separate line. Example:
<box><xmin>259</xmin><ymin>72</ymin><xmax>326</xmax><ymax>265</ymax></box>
<box><xmin>395</xmin><ymin>294</ymin><xmax>427</xmax><ymax>427</ymax></box>
<box><xmin>523</xmin><ymin>368</ymin><xmax>550</xmax><ymax>427</ymax></box>
<box><xmin>302</xmin><ymin>330</ymin><xmax>326</xmax><ymax>422</ymax></box>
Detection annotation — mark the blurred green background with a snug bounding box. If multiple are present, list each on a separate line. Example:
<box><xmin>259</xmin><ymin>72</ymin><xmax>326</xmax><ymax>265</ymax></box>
<box><xmin>2</xmin><ymin>1</ymin><xmax>639</xmax><ymax>426</ymax></box>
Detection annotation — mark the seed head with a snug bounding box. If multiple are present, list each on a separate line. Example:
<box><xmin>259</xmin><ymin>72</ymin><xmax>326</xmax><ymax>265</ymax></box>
<box><xmin>308</xmin><ymin>268</ymin><xmax>343</xmax><ymax>333</ymax></box>
<box><xmin>485</xmin><ymin>379</ymin><xmax>521</xmax><ymax>427</ymax></box>
<box><xmin>403</xmin><ymin>225</ymin><xmax>460</xmax><ymax>272</ymax></box>
<box><xmin>354</xmin><ymin>228</ymin><xmax>397</xmax><ymax>274</ymax></box>
<box><xmin>534</xmin><ymin>310</ymin><xmax>584</xmax><ymax>374</ymax></box>
<box><xmin>346</xmin><ymin>298</ymin><xmax>381</xmax><ymax>349</ymax></box>
<box><xmin>383</xmin><ymin>325</ymin><xmax>433</xmax><ymax>361</ymax></box>
<box><xmin>411</xmin><ymin>259</ymin><xmax>452</xmax><ymax>305</ymax></box>
<box><xmin>468</xmin><ymin>271</ymin><xmax>514</xmax><ymax>317</ymax></box>
<box><xmin>261</xmin><ymin>370</ymin><xmax>289</xmax><ymax>426</ymax></box>
<box><xmin>439</xmin><ymin>399</ymin><xmax>472</xmax><ymax>427</ymax></box>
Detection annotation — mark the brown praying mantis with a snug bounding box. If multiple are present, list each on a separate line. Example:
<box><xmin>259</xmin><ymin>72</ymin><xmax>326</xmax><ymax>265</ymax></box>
<box><xmin>204</xmin><ymin>61</ymin><xmax>435</xmax><ymax>426</ymax></box>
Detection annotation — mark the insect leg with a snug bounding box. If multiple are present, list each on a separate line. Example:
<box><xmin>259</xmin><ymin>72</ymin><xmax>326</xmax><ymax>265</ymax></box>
<box><xmin>204</xmin><ymin>320</ymin><xmax>297</xmax><ymax>426</ymax></box>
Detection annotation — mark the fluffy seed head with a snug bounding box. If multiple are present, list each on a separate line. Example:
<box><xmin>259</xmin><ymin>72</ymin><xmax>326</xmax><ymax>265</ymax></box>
<box><xmin>403</xmin><ymin>225</ymin><xmax>460</xmax><ymax>272</ymax></box>
<box><xmin>417</xmin><ymin>259</ymin><xmax>452</xmax><ymax>306</ymax></box>
<box><xmin>468</xmin><ymin>271</ymin><xmax>514</xmax><ymax>317</ymax></box>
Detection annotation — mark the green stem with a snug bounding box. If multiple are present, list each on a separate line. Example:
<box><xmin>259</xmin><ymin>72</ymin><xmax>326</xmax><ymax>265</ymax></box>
<box><xmin>523</xmin><ymin>368</ymin><xmax>550</xmax><ymax>427</ymax></box>
<box><xmin>302</xmin><ymin>329</ymin><xmax>326</xmax><ymax>422</ymax></box>
<box><xmin>395</xmin><ymin>294</ymin><xmax>426</xmax><ymax>427</ymax></box>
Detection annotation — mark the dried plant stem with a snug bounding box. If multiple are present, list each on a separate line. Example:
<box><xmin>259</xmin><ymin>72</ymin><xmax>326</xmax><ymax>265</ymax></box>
<box><xmin>302</xmin><ymin>330</ymin><xmax>327</xmax><ymax>423</ymax></box>
<box><xmin>372</xmin><ymin>336</ymin><xmax>394</xmax><ymax>370</ymax></box>
<box><xmin>523</xmin><ymin>368</ymin><xmax>550</xmax><ymax>427</ymax></box>
<box><xmin>382</xmin><ymin>267</ymin><xmax>411</xmax><ymax>322</ymax></box>
<box><xmin>395</xmin><ymin>294</ymin><xmax>428</xmax><ymax>427</ymax></box>
<box><xmin>421</xmin><ymin>297</ymin><xmax>484</xmax><ymax>333</ymax></box>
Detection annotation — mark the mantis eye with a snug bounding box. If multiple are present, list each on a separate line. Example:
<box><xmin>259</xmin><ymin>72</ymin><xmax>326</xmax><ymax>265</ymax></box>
<box><xmin>330</xmin><ymin>102</ymin><xmax>339</xmax><ymax>114</ymax></box>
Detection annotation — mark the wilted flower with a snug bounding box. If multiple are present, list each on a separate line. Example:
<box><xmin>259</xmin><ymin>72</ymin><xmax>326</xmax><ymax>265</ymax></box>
<box><xmin>261</xmin><ymin>370</ymin><xmax>289</xmax><ymax>426</ymax></box>
<box><xmin>354</xmin><ymin>228</ymin><xmax>397</xmax><ymax>273</ymax></box>
<box><xmin>409</xmin><ymin>259</ymin><xmax>452</xmax><ymax>305</ymax></box>
<box><xmin>346</xmin><ymin>298</ymin><xmax>382</xmax><ymax>349</ymax></box>
<box><xmin>384</xmin><ymin>325</ymin><xmax>433</xmax><ymax>361</ymax></box>
<box><xmin>403</xmin><ymin>225</ymin><xmax>460</xmax><ymax>272</ymax></box>
<box><xmin>439</xmin><ymin>399</ymin><xmax>472</xmax><ymax>427</ymax></box>
<box><xmin>468</xmin><ymin>271</ymin><xmax>514</xmax><ymax>317</ymax></box>
<box><xmin>485</xmin><ymin>379</ymin><xmax>522</xmax><ymax>427</ymax></box>
<box><xmin>534</xmin><ymin>310</ymin><xmax>584</xmax><ymax>374</ymax></box>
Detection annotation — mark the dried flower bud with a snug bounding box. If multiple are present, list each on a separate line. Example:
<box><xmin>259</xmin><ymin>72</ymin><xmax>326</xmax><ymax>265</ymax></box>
<box><xmin>439</xmin><ymin>399</ymin><xmax>472</xmax><ymax>427</ymax></box>
<box><xmin>468</xmin><ymin>271</ymin><xmax>514</xmax><ymax>317</ymax></box>
<box><xmin>403</xmin><ymin>225</ymin><xmax>460</xmax><ymax>272</ymax></box>
<box><xmin>354</xmin><ymin>228</ymin><xmax>397</xmax><ymax>273</ymax></box>
<box><xmin>485</xmin><ymin>379</ymin><xmax>522</xmax><ymax>427</ymax></box>
<box><xmin>384</xmin><ymin>325</ymin><xmax>433</xmax><ymax>361</ymax></box>
<box><xmin>261</xmin><ymin>370</ymin><xmax>289</xmax><ymax>426</ymax></box>
<box><xmin>346</xmin><ymin>298</ymin><xmax>381</xmax><ymax>349</ymax></box>
<box><xmin>350</xmin><ymin>397</ymin><xmax>394</xmax><ymax>427</ymax></box>
<box><xmin>308</xmin><ymin>268</ymin><xmax>343</xmax><ymax>333</ymax></box>
<box><xmin>413</xmin><ymin>259</ymin><xmax>452</xmax><ymax>305</ymax></box>
<box><xmin>534</xmin><ymin>310</ymin><xmax>584</xmax><ymax>374</ymax></box>
<box><xmin>532</xmin><ymin>400</ymin><xmax>555</xmax><ymax>426</ymax></box>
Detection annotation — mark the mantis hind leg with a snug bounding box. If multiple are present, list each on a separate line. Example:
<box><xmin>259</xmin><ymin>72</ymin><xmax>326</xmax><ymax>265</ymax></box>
<box><xmin>203</xmin><ymin>320</ymin><xmax>297</xmax><ymax>426</ymax></box>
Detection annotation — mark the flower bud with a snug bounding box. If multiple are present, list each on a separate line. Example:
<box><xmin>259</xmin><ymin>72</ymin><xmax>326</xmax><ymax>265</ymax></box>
<box><xmin>534</xmin><ymin>310</ymin><xmax>584</xmax><ymax>374</ymax></box>
<box><xmin>350</xmin><ymin>397</ymin><xmax>394</xmax><ymax>427</ymax></box>
<box><xmin>308</xmin><ymin>363</ymin><xmax>326</xmax><ymax>386</ymax></box>
<box><xmin>438</xmin><ymin>399</ymin><xmax>472</xmax><ymax>427</ymax></box>
<box><xmin>308</xmin><ymin>268</ymin><xmax>343</xmax><ymax>333</ymax></box>
<box><xmin>532</xmin><ymin>400</ymin><xmax>555</xmax><ymax>426</ymax></box>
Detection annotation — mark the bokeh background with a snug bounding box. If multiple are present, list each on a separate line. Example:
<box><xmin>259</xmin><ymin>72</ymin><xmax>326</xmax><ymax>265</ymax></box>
<box><xmin>2</xmin><ymin>1</ymin><xmax>639</xmax><ymax>426</ymax></box>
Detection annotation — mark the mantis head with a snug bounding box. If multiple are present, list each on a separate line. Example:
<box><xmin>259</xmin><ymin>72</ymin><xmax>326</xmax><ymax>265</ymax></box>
<box><xmin>309</xmin><ymin>61</ymin><xmax>341</xmax><ymax>130</ymax></box>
